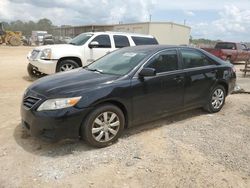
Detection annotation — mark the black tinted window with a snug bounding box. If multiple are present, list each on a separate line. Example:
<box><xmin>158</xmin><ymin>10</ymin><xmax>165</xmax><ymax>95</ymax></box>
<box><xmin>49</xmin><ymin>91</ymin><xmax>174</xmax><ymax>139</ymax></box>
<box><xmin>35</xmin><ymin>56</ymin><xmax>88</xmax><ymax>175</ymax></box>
<box><xmin>114</xmin><ymin>35</ymin><xmax>130</xmax><ymax>48</ymax></box>
<box><xmin>132</xmin><ymin>36</ymin><xmax>158</xmax><ymax>45</ymax></box>
<box><xmin>147</xmin><ymin>50</ymin><xmax>178</xmax><ymax>73</ymax></box>
<box><xmin>181</xmin><ymin>49</ymin><xmax>214</xmax><ymax>69</ymax></box>
<box><xmin>215</xmin><ymin>43</ymin><xmax>236</xmax><ymax>50</ymax></box>
<box><xmin>91</xmin><ymin>35</ymin><xmax>111</xmax><ymax>48</ymax></box>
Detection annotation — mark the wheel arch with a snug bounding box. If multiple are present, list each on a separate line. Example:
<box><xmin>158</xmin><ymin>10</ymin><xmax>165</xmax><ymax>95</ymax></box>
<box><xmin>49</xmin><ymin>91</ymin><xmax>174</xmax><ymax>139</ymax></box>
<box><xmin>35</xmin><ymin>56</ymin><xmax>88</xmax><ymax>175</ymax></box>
<box><xmin>79</xmin><ymin>99</ymin><xmax>129</xmax><ymax>139</ymax></box>
<box><xmin>216</xmin><ymin>80</ymin><xmax>229</xmax><ymax>96</ymax></box>
<box><xmin>57</xmin><ymin>56</ymin><xmax>83</xmax><ymax>69</ymax></box>
<box><xmin>94</xmin><ymin>100</ymin><xmax>129</xmax><ymax>128</ymax></box>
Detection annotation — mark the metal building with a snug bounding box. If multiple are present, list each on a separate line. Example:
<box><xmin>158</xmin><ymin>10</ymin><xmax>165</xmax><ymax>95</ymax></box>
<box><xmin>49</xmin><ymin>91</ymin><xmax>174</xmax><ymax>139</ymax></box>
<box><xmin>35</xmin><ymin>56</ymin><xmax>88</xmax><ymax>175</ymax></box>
<box><xmin>54</xmin><ymin>22</ymin><xmax>191</xmax><ymax>45</ymax></box>
<box><xmin>113</xmin><ymin>22</ymin><xmax>191</xmax><ymax>45</ymax></box>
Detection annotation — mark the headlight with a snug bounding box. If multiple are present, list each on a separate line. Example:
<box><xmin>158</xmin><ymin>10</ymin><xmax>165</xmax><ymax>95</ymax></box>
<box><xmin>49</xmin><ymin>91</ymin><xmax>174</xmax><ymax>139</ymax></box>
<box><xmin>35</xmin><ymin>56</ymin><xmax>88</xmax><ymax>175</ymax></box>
<box><xmin>37</xmin><ymin>97</ymin><xmax>81</xmax><ymax>111</ymax></box>
<box><xmin>40</xmin><ymin>49</ymin><xmax>52</xmax><ymax>60</ymax></box>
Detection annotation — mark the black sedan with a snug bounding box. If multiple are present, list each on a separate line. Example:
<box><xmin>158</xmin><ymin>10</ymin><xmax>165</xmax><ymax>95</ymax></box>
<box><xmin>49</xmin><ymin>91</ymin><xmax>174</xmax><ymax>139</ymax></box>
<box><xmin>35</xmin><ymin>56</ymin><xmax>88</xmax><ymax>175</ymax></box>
<box><xmin>21</xmin><ymin>45</ymin><xmax>236</xmax><ymax>147</ymax></box>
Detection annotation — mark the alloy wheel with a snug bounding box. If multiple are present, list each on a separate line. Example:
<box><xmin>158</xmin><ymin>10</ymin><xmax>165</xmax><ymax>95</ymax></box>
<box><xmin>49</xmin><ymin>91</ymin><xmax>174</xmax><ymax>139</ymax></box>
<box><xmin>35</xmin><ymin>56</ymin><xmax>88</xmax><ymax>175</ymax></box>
<box><xmin>60</xmin><ymin>64</ymin><xmax>75</xmax><ymax>71</ymax></box>
<box><xmin>91</xmin><ymin>111</ymin><xmax>120</xmax><ymax>142</ymax></box>
<box><xmin>211</xmin><ymin>88</ymin><xmax>224</xmax><ymax>109</ymax></box>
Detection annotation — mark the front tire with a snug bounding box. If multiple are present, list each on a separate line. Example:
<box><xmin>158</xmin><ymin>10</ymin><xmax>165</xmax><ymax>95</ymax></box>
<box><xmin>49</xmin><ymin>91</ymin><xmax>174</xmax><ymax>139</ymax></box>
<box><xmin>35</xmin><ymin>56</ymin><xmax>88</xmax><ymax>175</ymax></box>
<box><xmin>81</xmin><ymin>104</ymin><xmax>125</xmax><ymax>148</ymax></box>
<box><xmin>56</xmin><ymin>59</ymin><xmax>79</xmax><ymax>72</ymax></box>
<box><xmin>27</xmin><ymin>63</ymin><xmax>44</xmax><ymax>78</ymax></box>
<box><xmin>204</xmin><ymin>85</ymin><xmax>226</xmax><ymax>113</ymax></box>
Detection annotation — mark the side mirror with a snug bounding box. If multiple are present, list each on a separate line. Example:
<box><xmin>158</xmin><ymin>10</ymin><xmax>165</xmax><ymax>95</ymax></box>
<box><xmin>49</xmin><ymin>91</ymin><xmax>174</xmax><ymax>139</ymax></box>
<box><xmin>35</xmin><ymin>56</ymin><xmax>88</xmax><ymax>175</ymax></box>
<box><xmin>89</xmin><ymin>41</ymin><xmax>99</xmax><ymax>49</ymax></box>
<box><xmin>139</xmin><ymin>68</ymin><xmax>156</xmax><ymax>77</ymax></box>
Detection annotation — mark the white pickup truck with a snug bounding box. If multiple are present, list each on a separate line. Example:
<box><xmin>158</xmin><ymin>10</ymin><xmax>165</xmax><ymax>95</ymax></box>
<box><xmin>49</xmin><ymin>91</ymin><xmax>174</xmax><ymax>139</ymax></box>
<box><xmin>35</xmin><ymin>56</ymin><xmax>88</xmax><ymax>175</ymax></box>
<box><xmin>27</xmin><ymin>32</ymin><xmax>158</xmax><ymax>78</ymax></box>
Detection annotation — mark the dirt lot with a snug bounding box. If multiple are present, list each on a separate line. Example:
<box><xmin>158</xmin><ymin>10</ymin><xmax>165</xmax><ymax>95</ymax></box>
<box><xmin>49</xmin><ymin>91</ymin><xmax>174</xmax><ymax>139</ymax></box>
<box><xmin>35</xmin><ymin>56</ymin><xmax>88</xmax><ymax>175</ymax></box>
<box><xmin>0</xmin><ymin>46</ymin><xmax>249</xmax><ymax>188</ymax></box>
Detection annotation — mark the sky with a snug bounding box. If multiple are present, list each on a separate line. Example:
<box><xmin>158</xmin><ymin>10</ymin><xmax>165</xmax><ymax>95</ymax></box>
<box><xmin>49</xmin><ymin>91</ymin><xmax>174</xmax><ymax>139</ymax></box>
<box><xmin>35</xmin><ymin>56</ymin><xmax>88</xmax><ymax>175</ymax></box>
<box><xmin>0</xmin><ymin>0</ymin><xmax>250</xmax><ymax>41</ymax></box>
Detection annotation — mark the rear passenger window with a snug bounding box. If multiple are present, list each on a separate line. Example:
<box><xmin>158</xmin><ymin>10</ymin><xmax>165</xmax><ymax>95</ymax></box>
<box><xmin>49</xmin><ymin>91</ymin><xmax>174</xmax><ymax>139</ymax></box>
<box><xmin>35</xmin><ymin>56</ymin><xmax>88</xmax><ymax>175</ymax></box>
<box><xmin>215</xmin><ymin>43</ymin><xmax>236</xmax><ymax>50</ymax></box>
<box><xmin>180</xmin><ymin>49</ymin><xmax>215</xmax><ymax>69</ymax></box>
<box><xmin>132</xmin><ymin>36</ymin><xmax>158</xmax><ymax>45</ymax></box>
<box><xmin>147</xmin><ymin>50</ymin><xmax>178</xmax><ymax>73</ymax></box>
<box><xmin>91</xmin><ymin>35</ymin><xmax>111</xmax><ymax>48</ymax></box>
<box><xmin>114</xmin><ymin>35</ymin><xmax>130</xmax><ymax>48</ymax></box>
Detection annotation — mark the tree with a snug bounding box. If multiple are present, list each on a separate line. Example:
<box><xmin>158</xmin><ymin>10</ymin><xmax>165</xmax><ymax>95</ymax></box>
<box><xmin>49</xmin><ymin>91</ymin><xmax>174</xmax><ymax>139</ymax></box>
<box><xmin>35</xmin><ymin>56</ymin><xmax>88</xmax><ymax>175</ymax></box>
<box><xmin>1</xmin><ymin>18</ymin><xmax>55</xmax><ymax>37</ymax></box>
<box><xmin>37</xmin><ymin>18</ymin><xmax>53</xmax><ymax>31</ymax></box>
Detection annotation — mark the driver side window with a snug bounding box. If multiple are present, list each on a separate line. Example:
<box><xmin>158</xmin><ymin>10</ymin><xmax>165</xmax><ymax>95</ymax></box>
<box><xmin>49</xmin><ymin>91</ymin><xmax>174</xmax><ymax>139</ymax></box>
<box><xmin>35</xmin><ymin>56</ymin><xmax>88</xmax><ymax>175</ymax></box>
<box><xmin>91</xmin><ymin>35</ymin><xmax>111</xmax><ymax>48</ymax></box>
<box><xmin>147</xmin><ymin>50</ymin><xmax>179</xmax><ymax>73</ymax></box>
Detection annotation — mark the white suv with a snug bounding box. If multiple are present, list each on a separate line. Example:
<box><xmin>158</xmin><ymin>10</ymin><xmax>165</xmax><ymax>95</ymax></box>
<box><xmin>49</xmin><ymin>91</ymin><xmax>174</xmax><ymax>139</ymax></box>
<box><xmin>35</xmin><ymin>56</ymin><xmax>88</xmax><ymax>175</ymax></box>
<box><xmin>27</xmin><ymin>32</ymin><xmax>158</xmax><ymax>77</ymax></box>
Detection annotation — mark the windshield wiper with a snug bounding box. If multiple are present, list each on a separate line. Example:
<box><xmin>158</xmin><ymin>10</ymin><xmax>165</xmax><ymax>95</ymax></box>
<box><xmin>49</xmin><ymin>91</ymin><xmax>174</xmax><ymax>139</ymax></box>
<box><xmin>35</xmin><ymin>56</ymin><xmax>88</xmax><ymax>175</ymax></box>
<box><xmin>69</xmin><ymin>42</ymin><xmax>76</xmax><ymax>45</ymax></box>
<box><xmin>85</xmin><ymin>68</ymin><xmax>103</xmax><ymax>73</ymax></box>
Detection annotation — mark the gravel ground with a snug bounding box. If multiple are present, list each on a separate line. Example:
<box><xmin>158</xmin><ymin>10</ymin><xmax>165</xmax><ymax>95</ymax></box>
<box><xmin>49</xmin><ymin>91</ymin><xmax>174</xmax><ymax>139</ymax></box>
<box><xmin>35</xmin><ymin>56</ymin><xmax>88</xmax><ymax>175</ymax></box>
<box><xmin>0</xmin><ymin>46</ymin><xmax>249</xmax><ymax>188</ymax></box>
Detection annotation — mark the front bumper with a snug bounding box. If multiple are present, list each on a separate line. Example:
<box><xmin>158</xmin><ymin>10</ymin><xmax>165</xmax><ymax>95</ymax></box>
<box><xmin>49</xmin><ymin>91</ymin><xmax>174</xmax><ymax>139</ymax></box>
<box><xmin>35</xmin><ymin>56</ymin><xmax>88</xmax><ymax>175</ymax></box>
<box><xmin>21</xmin><ymin>104</ymin><xmax>93</xmax><ymax>141</ymax></box>
<box><xmin>28</xmin><ymin>58</ymin><xmax>58</xmax><ymax>75</ymax></box>
<box><xmin>27</xmin><ymin>51</ymin><xmax>58</xmax><ymax>75</ymax></box>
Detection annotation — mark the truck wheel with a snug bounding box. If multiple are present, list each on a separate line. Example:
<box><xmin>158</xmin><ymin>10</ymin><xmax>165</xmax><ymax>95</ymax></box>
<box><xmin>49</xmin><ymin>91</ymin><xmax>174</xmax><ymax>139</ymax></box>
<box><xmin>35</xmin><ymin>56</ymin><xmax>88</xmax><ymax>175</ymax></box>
<box><xmin>27</xmin><ymin>63</ymin><xmax>44</xmax><ymax>78</ymax></box>
<box><xmin>56</xmin><ymin>59</ymin><xmax>79</xmax><ymax>72</ymax></box>
<box><xmin>81</xmin><ymin>104</ymin><xmax>125</xmax><ymax>148</ymax></box>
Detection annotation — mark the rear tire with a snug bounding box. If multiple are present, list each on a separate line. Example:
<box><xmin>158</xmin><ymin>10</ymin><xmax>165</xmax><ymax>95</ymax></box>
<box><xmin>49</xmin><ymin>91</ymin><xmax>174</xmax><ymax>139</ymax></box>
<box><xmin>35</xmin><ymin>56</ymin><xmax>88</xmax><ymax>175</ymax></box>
<box><xmin>27</xmin><ymin>63</ymin><xmax>44</xmax><ymax>78</ymax></box>
<box><xmin>81</xmin><ymin>104</ymin><xmax>125</xmax><ymax>148</ymax></box>
<box><xmin>56</xmin><ymin>59</ymin><xmax>79</xmax><ymax>72</ymax></box>
<box><xmin>204</xmin><ymin>85</ymin><xmax>226</xmax><ymax>113</ymax></box>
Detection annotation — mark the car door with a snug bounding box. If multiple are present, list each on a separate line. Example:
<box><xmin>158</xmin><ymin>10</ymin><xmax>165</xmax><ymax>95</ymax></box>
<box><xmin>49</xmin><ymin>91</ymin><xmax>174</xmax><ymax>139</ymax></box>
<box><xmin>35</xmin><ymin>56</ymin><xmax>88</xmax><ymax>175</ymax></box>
<box><xmin>180</xmin><ymin>48</ymin><xmax>218</xmax><ymax>108</ymax></box>
<box><xmin>131</xmin><ymin>49</ymin><xmax>185</xmax><ymax>124</ymax></box>
<box><xmin>85</xmin><ymin>34</ymin><xmax>114</xmax><ymax>63</ymax></box>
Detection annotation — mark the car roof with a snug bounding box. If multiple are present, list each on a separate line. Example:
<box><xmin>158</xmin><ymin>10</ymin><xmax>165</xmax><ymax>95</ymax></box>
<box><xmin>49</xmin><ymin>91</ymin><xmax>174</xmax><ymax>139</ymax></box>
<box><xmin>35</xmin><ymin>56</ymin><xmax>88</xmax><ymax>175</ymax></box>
<box><xmin>120</xmin><ymin>45</ymin><xmax>226</xmax><ymax>70</ymax></box>
<box><xmin>84</xmin><ymin>31</ymin><xmax>156</xmax><ymax>38</ymax></box>
<box><xmin>121</xmin><ymin>45</ymin><xmax>199</xmax><ymax>52</ymax></box>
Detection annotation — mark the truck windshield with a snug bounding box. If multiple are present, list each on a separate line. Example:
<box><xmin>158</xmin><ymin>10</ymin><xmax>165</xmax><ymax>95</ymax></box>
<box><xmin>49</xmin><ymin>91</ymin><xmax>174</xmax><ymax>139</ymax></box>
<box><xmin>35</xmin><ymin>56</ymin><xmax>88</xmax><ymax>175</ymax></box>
<box><xmin>69</xmin><ymin>33</ymin><xmax>93</xmax><ymax>45</ymax></box>
<box><xmin>86</xmin><ymin>49</ymin><xmax>149</xmax><ymax>76</ymax></box>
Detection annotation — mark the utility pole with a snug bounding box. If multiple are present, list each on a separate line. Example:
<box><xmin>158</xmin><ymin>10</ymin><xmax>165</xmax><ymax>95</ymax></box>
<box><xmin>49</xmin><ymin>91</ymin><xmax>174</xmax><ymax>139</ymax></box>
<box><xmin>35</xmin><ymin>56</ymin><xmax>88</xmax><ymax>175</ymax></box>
<box><xmin>149</xmin><ymin>14</ymin><xmax>152</xmax><ymax>22</ymax></box>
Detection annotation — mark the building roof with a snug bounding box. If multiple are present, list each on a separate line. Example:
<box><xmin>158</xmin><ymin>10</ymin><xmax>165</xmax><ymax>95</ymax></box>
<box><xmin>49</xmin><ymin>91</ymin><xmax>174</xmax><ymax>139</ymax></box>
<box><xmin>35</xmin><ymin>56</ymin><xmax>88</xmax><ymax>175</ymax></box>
<box><xmin>113</xmin><ymin>21</ymin><xmax>191</xmax><ymax>29</ymax></box>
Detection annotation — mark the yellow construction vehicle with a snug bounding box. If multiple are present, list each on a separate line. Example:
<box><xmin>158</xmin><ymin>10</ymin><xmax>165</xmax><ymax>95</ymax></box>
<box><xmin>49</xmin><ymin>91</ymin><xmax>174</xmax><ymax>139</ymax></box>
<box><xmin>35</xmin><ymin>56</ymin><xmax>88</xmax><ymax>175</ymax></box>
<box><xmin>0</xmin><ymin>22</ymin><xmax>22</xmax><ymax>46</ymax></box>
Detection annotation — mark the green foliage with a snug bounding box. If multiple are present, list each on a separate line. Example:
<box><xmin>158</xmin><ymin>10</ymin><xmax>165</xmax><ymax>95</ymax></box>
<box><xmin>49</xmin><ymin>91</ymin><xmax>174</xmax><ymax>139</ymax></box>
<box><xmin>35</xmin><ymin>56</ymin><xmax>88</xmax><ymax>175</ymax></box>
<box><xmin>190</xmin><ymin>36</ymin><xmax>222</xmax><ymax>46</ymax></box>
<box><xmin>2</xmin><ymin>18</ymin><xmax>56</xmax><ymax>36</ymax></box>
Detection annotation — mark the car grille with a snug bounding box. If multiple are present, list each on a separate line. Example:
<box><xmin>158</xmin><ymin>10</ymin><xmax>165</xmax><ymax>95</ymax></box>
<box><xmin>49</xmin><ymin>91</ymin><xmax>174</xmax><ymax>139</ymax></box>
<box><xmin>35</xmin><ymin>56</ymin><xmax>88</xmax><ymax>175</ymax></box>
<box><xmin>23</xmin><ymin>96</ymin><xmax>41</xmax><ymax>109</ymax></box>
<box><xmin>30</xmin><ymin>50</ymin><xmax>40</xmax><ymax>60</ymax></box>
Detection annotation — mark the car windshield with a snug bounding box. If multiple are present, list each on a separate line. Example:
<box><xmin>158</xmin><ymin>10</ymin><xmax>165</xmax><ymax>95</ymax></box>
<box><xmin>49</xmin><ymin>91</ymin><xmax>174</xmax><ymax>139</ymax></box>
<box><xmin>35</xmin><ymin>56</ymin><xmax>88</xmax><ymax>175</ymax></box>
<box><xmin>69</xmin><ymin>33</ymin><xmax>93</xmax><ymax>45</ymax></box>
<box><xmin>87</xmin><ymin>49</ymin><xmax>149</xmax><ymax>76</ymax></box>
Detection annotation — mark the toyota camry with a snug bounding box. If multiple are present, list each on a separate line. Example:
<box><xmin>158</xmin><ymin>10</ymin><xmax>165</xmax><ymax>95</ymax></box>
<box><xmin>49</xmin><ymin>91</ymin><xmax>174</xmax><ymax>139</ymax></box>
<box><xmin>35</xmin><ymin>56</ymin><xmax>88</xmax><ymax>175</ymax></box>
<box><xmin>21</xmin><ymin>45</ymin><xmax>236</xmax><ymax>147</ymax></box>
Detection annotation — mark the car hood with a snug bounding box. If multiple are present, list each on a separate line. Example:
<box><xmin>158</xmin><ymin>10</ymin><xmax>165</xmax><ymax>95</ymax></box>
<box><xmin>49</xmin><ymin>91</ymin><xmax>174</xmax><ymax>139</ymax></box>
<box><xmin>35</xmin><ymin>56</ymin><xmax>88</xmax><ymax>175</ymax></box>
<box><xmin>34</xmin><ymin>44</ymin><xmax>77</xmax><ymax>51</ymax></box>
<box><xmin>33</xmin><ymin>44</ymin><xmax>82</xmax><ymax>59</ymax></box>
<box><xmin>28</xmin><ymin>68</ymin><xmax>120</xmax><ymax>97</ymax></box>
